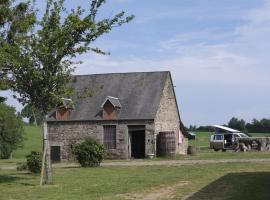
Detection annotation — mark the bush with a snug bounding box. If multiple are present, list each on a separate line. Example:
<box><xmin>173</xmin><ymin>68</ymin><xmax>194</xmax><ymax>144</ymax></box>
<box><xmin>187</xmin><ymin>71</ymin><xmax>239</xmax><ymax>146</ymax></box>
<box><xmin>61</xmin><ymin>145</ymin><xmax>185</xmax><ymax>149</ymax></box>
<box><xmin>26</xmin><ymin>151</ymin><xmax>42</xmax><ymax>173</ymax></box>
<box><xmin>73</xmin><ymin>138</ymin><xmax>105</xmax><ymax>167</ymax></box>
<box><xmin>0</xmin><ymin>103</ymin><xmax>24</xmax><ymax>159</ymax></box>
<box><xmin>16</xmin><ymin>162</ymin><xmax>28</xmax><ymax>171</ymax></box>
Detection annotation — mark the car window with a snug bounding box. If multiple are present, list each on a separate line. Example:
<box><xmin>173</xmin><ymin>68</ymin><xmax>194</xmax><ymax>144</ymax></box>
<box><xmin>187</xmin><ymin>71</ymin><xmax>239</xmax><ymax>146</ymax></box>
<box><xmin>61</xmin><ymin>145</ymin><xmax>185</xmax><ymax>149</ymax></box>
<box><xmin>239</xmin><ymin>133</ymin><xmax>248</xmax><ymax>138</ymax></box>
<box><xmin>214</xmin><ymin>135</ymin><xmax>223</xmax><ymax>140</ymax></box>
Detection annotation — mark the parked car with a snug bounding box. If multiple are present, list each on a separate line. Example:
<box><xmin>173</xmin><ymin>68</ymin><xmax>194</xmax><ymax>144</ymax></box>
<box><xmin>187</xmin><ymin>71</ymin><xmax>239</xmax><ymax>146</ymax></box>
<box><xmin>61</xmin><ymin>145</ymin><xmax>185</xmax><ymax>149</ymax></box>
<box><xmin>210</xmin><ymin>125</ymin><xmax>249</xmax><ymax>151</ymax></box>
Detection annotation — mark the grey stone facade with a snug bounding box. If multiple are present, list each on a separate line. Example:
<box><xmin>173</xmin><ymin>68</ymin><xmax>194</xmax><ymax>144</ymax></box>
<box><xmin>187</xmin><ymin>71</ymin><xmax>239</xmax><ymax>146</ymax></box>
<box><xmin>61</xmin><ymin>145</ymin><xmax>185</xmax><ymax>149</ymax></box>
<box><xmin>47</xmin><ymin>120</ymin><xmax>155</xmax><ymax>160</ymax></box>
<box><xmin>154</xmin><ymin>73</ymin><xmax>187</xmax><ymax>154</ymax></box>
<box><xmin>47</xmin><ymin>71</ymin><xmax>187</xmax><ymax>161</ymax></box>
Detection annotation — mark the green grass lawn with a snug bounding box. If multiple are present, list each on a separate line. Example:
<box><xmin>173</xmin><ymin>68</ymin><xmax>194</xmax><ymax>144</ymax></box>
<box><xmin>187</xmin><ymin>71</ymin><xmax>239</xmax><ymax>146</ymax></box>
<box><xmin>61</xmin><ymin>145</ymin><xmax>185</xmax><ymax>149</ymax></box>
<box><xmin>188</xmin><ymin>132</ymin><xmax>212</xmax><ymax>148</ymax></box>
<box><xmin>1</xmin><ymin>126</ymin><xmax>270</xmax><ymax>199</ymax></box>
<box><xmin>0</xmin><ymin>162</ymin><xmax>270</xmax><ymax>200</ymax></box>
<box><xmin>13</xmin><ymin>125</ymin><xmax>42</xmax><ymax>159</ymax></box>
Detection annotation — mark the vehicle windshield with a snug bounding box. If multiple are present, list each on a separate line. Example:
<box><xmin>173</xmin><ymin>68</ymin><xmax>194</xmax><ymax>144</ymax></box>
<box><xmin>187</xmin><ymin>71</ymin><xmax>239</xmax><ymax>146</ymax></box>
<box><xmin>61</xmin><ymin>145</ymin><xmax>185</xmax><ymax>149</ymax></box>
<box><xmin>239</xmin><ymin>133</ymin><xmax>248</xmax><ymax>138</ymax></box>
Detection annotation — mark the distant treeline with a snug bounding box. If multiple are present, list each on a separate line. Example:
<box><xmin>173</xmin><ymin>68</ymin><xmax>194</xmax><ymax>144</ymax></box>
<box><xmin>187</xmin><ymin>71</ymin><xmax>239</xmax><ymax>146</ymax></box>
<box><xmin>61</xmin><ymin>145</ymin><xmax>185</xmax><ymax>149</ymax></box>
<box><xmin>188</xmin><ymin>117</ymin><xmax>270</xmax><ymax>133</ymax></box>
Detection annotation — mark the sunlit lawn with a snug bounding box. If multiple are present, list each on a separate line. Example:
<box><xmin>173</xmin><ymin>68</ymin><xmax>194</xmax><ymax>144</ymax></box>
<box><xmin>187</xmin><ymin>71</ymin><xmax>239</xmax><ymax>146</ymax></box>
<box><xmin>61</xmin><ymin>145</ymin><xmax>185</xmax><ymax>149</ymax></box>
<box><xmin>1</xmin><ymin>162</ymin><xmax>270</xmax><ymax>200</ymax></box>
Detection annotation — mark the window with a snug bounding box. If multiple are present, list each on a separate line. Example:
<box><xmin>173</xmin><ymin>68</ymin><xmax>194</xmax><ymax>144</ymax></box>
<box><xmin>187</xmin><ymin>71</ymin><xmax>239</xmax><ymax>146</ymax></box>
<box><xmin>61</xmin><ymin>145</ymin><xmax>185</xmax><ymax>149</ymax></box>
<box><xmin>103</xmin><ymin>125</ymin><xmax>116</xmax><ymax>149</ymax></box>
<box><xmin>214</xmin><ymin>135</ymin><xmax>223</xmax><ymax>141</ymax></box>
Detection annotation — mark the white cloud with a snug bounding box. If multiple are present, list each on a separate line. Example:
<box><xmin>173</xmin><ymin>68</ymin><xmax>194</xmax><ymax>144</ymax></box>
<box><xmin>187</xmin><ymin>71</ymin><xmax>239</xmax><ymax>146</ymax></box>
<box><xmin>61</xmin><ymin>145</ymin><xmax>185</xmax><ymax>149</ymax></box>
<box><xmin>77</xmin><ymin>1</ymin><xmax>270</xmax><ymax>85</ymax></box>
<box><xmin>73</xmin><ymin>1</ymin><xmax>270</xmax><ymax>125</ymax></box>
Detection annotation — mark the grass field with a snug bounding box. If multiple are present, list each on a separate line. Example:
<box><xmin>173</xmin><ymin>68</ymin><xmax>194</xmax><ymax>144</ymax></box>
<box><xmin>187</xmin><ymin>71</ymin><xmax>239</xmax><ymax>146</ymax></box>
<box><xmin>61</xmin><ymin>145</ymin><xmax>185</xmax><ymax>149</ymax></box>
<box><xmin>1</xmin><ymin>126</ymin><xmax>270</xmax><ymax>199</ymax></box>
<box><xmin>13</xmin><ymin>125</ymin><xmax>42</xmax><ymax>159</ymax></box>
<box><xmin>1</xmin><ymin>162</ymin><xmax>270</xmax><ymax>200</ymax></box>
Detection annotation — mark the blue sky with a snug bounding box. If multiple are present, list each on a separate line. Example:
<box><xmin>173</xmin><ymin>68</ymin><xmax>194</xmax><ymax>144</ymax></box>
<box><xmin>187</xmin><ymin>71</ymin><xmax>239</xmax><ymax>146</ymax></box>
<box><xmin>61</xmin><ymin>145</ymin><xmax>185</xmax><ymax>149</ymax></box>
<box><xmin>1</xmin><ymin>0</ymin><xmax>270</xmax><ymax>126</ymax></box>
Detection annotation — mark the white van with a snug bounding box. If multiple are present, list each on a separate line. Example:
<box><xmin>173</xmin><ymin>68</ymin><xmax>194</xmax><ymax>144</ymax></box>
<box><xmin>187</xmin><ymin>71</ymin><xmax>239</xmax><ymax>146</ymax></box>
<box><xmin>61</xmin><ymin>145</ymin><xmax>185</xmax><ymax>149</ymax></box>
<box><xmin>210</xmin><ymin>125</ymin><xmax>248</xmax><ymax>151</ymax></box>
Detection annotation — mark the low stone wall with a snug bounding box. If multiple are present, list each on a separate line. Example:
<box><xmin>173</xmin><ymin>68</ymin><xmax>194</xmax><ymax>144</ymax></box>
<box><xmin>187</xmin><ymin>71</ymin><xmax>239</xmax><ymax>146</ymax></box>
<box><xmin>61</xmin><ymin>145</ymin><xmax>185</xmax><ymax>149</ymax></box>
<box><xmin>234</xmin><ymin>137</ymin><xmax>270</xmax><ymax>152</ymax></box>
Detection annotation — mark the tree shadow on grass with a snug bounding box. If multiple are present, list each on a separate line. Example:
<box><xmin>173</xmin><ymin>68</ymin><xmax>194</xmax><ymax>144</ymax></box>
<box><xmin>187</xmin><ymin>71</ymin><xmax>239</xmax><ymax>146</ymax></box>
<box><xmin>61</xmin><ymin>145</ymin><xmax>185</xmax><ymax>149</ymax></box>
<box><xmin>187</xmin><ymin>172</ymin><xmax>270</xmax><ymax>200</ymax></box>
<box><xmin>0</xmin><ymin>173</ymin><xmax>36</xmax><ymax>186</ymax></box>
<box><xmin>0</xmin><ymin>175</ymin><xmax>21</xmax><ymax>184</ymax></box>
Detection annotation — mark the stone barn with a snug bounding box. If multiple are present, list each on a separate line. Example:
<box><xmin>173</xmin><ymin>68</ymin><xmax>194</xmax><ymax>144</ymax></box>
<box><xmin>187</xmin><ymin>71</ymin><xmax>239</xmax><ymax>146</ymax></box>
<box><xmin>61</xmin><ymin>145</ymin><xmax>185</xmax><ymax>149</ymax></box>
<box><xmin>47</xmin><ymin>71</ymin><xmax>187</xmax><ymax>161</ymax></box>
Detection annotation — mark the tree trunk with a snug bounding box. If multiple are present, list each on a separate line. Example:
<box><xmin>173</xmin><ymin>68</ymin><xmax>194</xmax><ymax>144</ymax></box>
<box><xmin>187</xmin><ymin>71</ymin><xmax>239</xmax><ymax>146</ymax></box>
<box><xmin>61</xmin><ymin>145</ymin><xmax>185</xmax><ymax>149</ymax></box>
<box><xmin>40</xmin><ymin>119</ymin><xmax>53</xmax><ymax>185</ymax></box>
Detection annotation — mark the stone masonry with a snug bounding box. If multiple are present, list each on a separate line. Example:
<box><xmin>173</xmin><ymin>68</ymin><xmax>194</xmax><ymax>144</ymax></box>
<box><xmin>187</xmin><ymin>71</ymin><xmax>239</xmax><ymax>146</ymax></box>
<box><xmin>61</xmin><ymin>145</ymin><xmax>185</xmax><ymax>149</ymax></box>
<box><xmin>154</xmin><ymin>73</ymin><xmax>187</xmax><ymax>154</ymax></box>
<box><xmin>47</xmin><ymin>120</ymin><xmax>155</xmax><ymax>160</ymax></box>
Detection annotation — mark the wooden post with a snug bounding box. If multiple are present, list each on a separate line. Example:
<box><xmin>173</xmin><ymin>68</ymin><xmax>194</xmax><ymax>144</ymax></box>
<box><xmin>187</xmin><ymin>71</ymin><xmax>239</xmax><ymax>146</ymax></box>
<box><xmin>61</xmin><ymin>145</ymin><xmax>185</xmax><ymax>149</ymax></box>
<box><xmin>40</xmin><ymin>118</ymin><xmax>53</xmax><ymax>185</ymax></box>
<box><xmin>40</xmin><ymin>145</ymin><xmax>46</xmax><ymax>186</ymax></box>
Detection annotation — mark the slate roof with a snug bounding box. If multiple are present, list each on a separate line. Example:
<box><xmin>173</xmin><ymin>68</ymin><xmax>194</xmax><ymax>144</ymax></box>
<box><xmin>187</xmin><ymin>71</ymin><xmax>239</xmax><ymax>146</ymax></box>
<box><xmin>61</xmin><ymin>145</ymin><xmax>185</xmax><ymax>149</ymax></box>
<box><xmin>47</xmin><ymin>71</ymin><xmax>170</xmax><ymax>121</ymax></box>
<box><xmin>101</xmin><ymin>96</ymin><xmax>122</xmax><ymax>108</ymax></box>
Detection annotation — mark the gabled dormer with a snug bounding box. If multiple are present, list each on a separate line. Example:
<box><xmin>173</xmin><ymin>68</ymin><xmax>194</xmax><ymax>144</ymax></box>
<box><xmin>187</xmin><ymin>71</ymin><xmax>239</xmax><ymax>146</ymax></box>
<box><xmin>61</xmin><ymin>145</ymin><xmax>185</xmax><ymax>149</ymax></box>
<box><xmin>55</xmin><ymin>98</ymin><xmax>74</xmax><ymax>120</ymax></box>
<box><xmin>101</xmin><ymin>96</ymin><xmax>121</xmax><ymax>120</ymax></box>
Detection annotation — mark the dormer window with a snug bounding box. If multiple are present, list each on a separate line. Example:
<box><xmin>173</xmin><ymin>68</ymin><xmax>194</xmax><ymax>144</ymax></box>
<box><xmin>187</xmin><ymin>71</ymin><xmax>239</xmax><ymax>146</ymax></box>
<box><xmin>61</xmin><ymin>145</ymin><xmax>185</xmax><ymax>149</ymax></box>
<box><xmin>56</xmin><ymin>107</ymin><xmax>71</xmax><ymax>120</ymax></box>
<box><xmin>101</xmin><ymin>96</ymin><xmax>121</xmax><ymax>120</ymax></box>
<box><xmin>55</xmin><ymin>98</ymin><xmax>74</xmax><ymax>121</ymax></box>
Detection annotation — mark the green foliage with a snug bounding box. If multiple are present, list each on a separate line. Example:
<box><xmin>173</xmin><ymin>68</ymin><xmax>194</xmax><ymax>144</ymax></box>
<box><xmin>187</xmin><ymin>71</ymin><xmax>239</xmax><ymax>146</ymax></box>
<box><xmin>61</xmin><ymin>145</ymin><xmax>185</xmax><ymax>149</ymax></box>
<box><xmin>16</xmin><ymin>162</ymin><xmax>28</xmax><ymax>171</ymax></box>
<box><xmin>0</xmin><ymin>0</ymin><xmax>36</xmax><ymax>90</ymax></box>
<box><xmin>26</xmin><ymin>151</ymin><xmax>42</xmax><ymax>173</ymax></box>
<box><xmin>195</xmin><ymin>126</ymin><xmax>215</xmax><ymax>132</ymax></box>
<box><xmin>21</xmin><ymin>104</ymin><xmax>43</xmax><ymax>125</ymax></box>
<box><xmin>228</xmin><ymin>117</ymin><xmax>246</xmax><ymax>132</ymax></box>
<box><xmin>246</xmin><ymin>118</ymin><xmax>270</xmax><ymax>133</ymax></box>
<box><xmin>1</xmin><ymin>0</ymin><xmax>134</xmax><ymax>117</ymax></box>
<box><xmin>0</xmin><ymin>102</ymin><xmax>24</xmax><ymax>159</ymax></box>
<box><xmin>227</xmin><ymin>117</ymin><xmax>270</xmax><ymax>133</ymax></box>
<box><xmin>73</xmin><ymin>138</ymin><xmax>105</xmax><ymax>167</ymax></box>
<box><xmin>13</xmin><ymin>125</ymin><xmax>42</xmax><ymax>159</ymax></box>
<box><xmin>0</xmin><ymin>96</ymin><xmax>6</xmax><ymax>103</ymax></box>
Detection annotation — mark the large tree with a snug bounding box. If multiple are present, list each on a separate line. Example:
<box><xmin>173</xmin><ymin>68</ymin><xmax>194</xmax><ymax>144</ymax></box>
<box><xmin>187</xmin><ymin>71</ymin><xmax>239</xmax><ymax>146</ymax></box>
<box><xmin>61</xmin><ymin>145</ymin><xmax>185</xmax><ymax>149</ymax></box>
<box><xmin>1</xmin><ymin>0</ymin><xmax>133</xmax><ymax>185</ymax></box>
<box><xmin>10</xmin><ymin>0</ymin><xmax>134</xmax><ymax>115</ymax></box>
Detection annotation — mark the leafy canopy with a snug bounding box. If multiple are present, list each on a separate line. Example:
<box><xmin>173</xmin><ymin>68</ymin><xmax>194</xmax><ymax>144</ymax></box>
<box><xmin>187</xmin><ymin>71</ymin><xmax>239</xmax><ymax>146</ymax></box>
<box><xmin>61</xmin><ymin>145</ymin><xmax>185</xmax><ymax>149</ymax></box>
<box><xmin>0</xmin><ymin>0</ymin><xmax>35</xmax><ymax>95</ymax></box>
<box><xmin>1</xmin><ymin>0</ymin><xmax>134</xmax><ymax>116</ymax></box>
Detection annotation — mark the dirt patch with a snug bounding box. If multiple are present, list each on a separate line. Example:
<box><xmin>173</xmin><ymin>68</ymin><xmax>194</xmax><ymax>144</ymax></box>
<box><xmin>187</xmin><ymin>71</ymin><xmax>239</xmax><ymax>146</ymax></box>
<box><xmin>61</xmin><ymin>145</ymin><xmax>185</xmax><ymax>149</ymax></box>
<box><xmin>118</xmin><ymin>181</ymin><xmax>189</xmax><ymax>200</ymax></box>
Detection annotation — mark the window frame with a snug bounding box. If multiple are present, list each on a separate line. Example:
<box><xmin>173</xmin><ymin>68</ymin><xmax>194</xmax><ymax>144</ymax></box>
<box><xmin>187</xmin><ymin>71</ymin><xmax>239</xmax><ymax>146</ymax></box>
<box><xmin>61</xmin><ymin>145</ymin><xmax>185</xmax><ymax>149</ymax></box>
<box><xmin>214</xmin><ymin>134</ymin><xmax>223</xmax><ymax>141</ymax></box>
<box><xmin>103</xmin><ymin>125</ymin><xmax>117</xmax><ymax>150</ymax></box>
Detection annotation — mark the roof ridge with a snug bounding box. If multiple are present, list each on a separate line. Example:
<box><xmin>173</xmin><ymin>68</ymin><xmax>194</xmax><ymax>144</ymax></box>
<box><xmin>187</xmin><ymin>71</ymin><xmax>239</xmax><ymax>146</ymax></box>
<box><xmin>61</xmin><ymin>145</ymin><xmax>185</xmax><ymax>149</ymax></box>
<box><xmin>73</xmin><ymin>71</ymin><xmax>170</xmax><ymax>77</ymax></box>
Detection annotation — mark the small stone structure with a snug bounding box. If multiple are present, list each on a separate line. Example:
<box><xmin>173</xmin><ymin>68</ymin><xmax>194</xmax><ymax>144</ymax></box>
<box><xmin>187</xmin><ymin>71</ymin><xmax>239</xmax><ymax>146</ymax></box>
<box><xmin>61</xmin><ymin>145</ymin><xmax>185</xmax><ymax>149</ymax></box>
<box><xmin>47</xmin><ymin>71</ymin><xmax>187</xmax><ymax>161</ymax></box>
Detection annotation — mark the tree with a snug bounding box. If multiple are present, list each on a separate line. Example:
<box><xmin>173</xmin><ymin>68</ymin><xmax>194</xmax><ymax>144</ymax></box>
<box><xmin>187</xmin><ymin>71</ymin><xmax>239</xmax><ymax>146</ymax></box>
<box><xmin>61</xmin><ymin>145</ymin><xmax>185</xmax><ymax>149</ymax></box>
<box><xmin>0</xmin><ymin>0</ymin><xmax>36</xmax><ymax>100</ymax></box>
<box><xmin>246</xmin><ymin>118</ymin><xmax>270</xmax><ymax>133</ymax></box>
<box><xmin>228</xmin><ymin>117</ymin><xmax>246</xmax><ymax>132</ymax></box>
<box><xmin>0</xmin><ymin>102</ymin><xmax>24</xmax><ymax>159</ymax></box>
<box><xmin>21</xmin><ymin>104</ymin><xmax>43</xmax><ymax>125</ymax></box>
<box><xmin>1</xmin><ymin>0</ymin><xmax>134</xmax><ymax>185</ymax></box>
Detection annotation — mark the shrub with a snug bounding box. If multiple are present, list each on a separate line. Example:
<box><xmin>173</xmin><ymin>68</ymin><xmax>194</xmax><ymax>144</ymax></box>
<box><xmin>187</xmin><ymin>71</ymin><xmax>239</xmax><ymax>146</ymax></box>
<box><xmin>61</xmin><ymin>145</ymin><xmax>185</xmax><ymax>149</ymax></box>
<box><xmin>0</xmin><ymin>103</ymin><xmax>24</xmax><ymax>159</ymax></box>
<box><xmin>73</xmin><ymin>138</ymin><xmax>105</xmax><ymax>167</ymax></box>
<box><xmin>26</xmin><ymin>151</ymin><xmax>42</xmax><ymax>173</ymax></box>
<box><xmin>16</xmin><ymin>163</ymin><xmax>28</xmax><ymax>171</ymax></box>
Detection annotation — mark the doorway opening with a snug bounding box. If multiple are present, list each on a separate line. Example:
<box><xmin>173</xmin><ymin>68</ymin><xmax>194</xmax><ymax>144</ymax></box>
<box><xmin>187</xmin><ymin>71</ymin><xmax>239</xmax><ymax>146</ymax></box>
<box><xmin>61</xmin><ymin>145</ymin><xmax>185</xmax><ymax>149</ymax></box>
<box><xmin>128</xmin><ymin>125</ymin><xmax>145</xmax><ymax>158</ymax></box>
<box><xmin>50</xmin><ymin>146</ymin><xmax>61</xmax><ymax>163</ymax></box>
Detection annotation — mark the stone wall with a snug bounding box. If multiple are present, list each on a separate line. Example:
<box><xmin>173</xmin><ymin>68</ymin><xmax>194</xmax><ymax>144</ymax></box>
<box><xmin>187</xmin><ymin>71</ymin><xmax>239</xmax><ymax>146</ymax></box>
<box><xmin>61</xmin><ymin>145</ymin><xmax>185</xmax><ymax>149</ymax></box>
<box><xmin>154</xmin><ymin>74</ymin><xmax>187</xmax><ymax>155</ymax></box>
<box><xmin>47</xmin><ymin>120</ymin><xmax>155</xmax><ymax>161</ymax></box>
